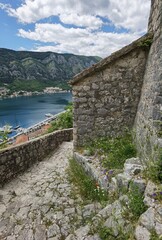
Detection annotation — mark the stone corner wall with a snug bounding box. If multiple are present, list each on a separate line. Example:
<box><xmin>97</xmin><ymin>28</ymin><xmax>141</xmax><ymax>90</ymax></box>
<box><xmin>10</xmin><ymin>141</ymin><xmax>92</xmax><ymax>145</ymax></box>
<box><xmin>0</xmin><ymin>128</ymin><xmax>73</xmax><ymax>186</ymax></box>
<box><xmin>134</xmin><ymin>0</ymin><xmax>162</xmax><ymax>161</ymax></box>
<box><xmin>73</xmin><ymin>46</ymin><xmax>149</xmax><ymax>148</ymax></box>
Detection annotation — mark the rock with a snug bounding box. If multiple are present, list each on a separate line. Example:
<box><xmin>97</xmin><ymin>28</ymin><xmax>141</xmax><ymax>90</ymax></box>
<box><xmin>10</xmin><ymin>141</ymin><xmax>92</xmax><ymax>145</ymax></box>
<box><xmin>47</xmin><ymin>224</ymin><xmax>60</xmax><ymax>238</ymax></box>
<box><xmin>116</xmin><ymin>173</ymin><xmax>132</xmax><ymax>192</ymax></box>
<box><xmin>135</xmin><ymin>225</ymin><xmax>151</xmax><ymax>240</ymax></box>
<box><xmin>96</xmin><ymin>204</ymin><xmax>112</xmax><ymax>219</ymax></box>
<box><xmin>7</xmin><ymin>236</ymin><xmax>16</xmax><ymax>240</ymax></box>
<box><xmin>104</xmin><ymin>216</ymin><xmax>119</xmax><ymax>237</ymax></box>
<box><xmin>82</xmin><ymin>204</ymin><xmax>97</xmax><ymax>218</ymax></box>
<box><xmin>109</xmin><ymin>177</ymin><xmax>118</xmax><ymax>194</ymax></box>
<box><xmin>144</xmin><ymin>181</ymin><xmax>159</xmax><ymax>207</ymax></box>
<box><xmin>85</xmin><ymin>234</ymin><xmax>101</xmax><ymax>240</ymax></box>
<box><xmin>124</xmin><ymin>157</ymin><xmax>144</xmax><ymax>175</ymax></box>
<box><xmin>0</xmin><ymin>203</ymin><xmax>6</xmax><ymax>216</ymax></box>
<box><xmin>75</xmin><ymin>225</ymin><xmax>90</xmax><ymax>239</ymax></box>
<box><xmin>64</xmin><ymin>208</ymin><xmax>75</xmax><ymax>215</ymax></box>
<box><xmin>130</xmin><ymin>179</ymin><xmax>146</xmax><ymax>193</ymax></box>
<box><xmin>17</xmin><ymin>229</ymin><xmax>34</xmax><ymax>240</ymax></box>
<box><xmin>83</xmin><ymin>149</ymin><xmax>92</xmax><ymax>156</ymax></box>
<box><xmin>65</xmin><ymin>234</ymin><xmax>77</xmax><ymax>240</ymax></box>
<box><xmin>34</xmin><ymin>225</ymin><xmax>46</xmax><ymax>240</ymax></box>
<box><xmin>155</xmin><ymin>222</ymin><xmax>162</xmax><ymax>236</ymax></box>
<box><xmin>139</xmin><ymin>207</ymin><xmax>155</xmax><ymax>230</ymax></box>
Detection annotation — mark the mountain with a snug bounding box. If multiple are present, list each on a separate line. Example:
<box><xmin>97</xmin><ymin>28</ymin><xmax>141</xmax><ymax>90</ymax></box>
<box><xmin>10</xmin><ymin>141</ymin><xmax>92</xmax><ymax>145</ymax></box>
<box><xmin>0</xmin><ymin>48</ymin><xmax>101</xmax><ymax>91</ymax></box>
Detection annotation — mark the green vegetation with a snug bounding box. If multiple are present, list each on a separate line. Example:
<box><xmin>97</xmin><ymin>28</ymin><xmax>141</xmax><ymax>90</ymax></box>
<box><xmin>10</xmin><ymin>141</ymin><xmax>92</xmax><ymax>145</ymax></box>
<box><xmin>85</xmin><ymin>132</ymin><xmax>137</xmax><ymax>169</ymax></box>
<box><xmin>127</xmin><ymin>182</ymin><xmax>147</xmax><ymax>221</ymax></box>
<box><xmin>99</xmin><ymin>226</ymin><xmax>131</xmax><ymax>240</ymax></box>
<box><xmin>144</xmin><ymin>148</ymin><xmax>162</xmax><ymax>183</ymax></box>
<box><xmin>138</xmin><ymin>37</ymin><xmax>153</xmax><ymax>48</ymax></box>
<box><xmin>150</xmin><ymin>229</ymin><xmax>162</xmax><ymax>240</ymax></box>
<box><xmin>67</xmin><ymin>157</ymin><xmax>108</xmax><ymax>203</ymax></box>
<box><xmin>48</xmin><ymin>103</ymin><xmax>73</xmax><ymax>133</ymax></box>
<box><xmin>8</xmin><ymin>79</ymin><xmax>71</xmax><ymax>93</ymax></box>
<box><xmin>8</xmin><ymin>79</ymin><xmax>46</xmax><ymax>92</ymax></box>
<box><xmin>0</xmin><ymin>48</ymin><xmax>100</xmax><ymax>92</ymax></box>
<box><xmin>0</xmin><ymin>130</ymin><xmax>9</xmax><ymax>149</ymax></box>
<box><xmin>99</xmin><ymin>226</ymin><xmax>114</xmax><ymax>240</ymax></box>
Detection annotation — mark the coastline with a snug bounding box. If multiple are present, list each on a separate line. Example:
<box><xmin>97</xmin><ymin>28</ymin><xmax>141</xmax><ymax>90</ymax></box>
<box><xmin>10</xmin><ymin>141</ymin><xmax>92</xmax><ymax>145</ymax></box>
<box><xmin>8</xmin><ymin>111</ymin><xmax>66</xmax><ymax>144</ymax></box>
<box><xmin>0</xmin><ymin>89</ymin><xmax>71</xmax><ymax>100</ymax></box>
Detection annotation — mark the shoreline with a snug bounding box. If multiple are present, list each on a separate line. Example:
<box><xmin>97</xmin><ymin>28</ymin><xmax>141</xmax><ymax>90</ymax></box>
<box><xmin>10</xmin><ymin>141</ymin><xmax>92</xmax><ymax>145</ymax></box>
<box><xmin>6</xmin><ymin>111</ymin><xmax>65</xmax><ymax>145</ymax></box>
<box><xmin>0</xmin><ymin>90</ymin><xmax>71</xmax><ymax>100</ymax></box>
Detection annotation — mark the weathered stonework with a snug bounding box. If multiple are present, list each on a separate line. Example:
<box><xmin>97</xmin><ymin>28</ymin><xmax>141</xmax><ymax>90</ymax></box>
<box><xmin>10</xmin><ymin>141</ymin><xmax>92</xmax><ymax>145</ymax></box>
<box><xmin>135</xmin><ymin>0</ymin><xmax>162</xmax><ymax>160</ymax></box>
<box><xmin>70</xmin><ymin>35</ymin><xmax>151</xmax><ymax>148</ymax></box>
<box><xmin>70</xmin><ymin>0</ymin><xmax>162</xmax><ymax>163</ymax></box>
<box><xmin>0</xmin><ymin>128</ymin><xmax>73</xmax><ymax>186</ymax></box>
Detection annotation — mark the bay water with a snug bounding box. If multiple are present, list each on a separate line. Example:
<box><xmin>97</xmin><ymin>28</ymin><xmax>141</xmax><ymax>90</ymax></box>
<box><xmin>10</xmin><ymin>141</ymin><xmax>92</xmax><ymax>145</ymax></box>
<box><xmin>0</xmin><ymin>92</ymin><xmax>72</xmax><ymax>132</ymax></box>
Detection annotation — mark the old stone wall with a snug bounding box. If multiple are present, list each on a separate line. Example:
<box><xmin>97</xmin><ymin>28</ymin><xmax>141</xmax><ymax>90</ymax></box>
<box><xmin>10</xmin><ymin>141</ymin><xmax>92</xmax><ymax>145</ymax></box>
<box><xmin>0</xmin><ymin>128</ymin><xmax>73</xmax><ymax>186</ymax></box>
<box><xmin>72</xmin><ymin>40</ymin><xmax>149</xmax><ymax>147</ymax></box>
<box><xmin>135</xmin><ymin>0</ymin><xmax>162</xmax><ymax>160</ymax></box>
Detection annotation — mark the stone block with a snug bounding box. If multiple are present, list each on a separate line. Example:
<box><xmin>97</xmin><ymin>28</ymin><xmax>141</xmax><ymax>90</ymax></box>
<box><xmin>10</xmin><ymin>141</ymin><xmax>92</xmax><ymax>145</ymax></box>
<box><xmin>139</xmin><ymin>207</ymin><xmax>155</xmax><ymax>230</ymax></box>
<box><xmin>135</xmin><ymin>225</ymin><xmax>151</xmax><ymax>240</ymax></box>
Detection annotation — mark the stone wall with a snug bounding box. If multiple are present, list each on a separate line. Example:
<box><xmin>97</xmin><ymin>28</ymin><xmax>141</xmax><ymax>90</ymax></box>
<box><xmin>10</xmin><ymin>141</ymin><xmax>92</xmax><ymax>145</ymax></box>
<box><xmin>135</xmin><ymin>0</ymin><xmax>162</xmax><ymax>160</ymax></box>
<box><xmin>71</xmin><ymin>35</ymin><xmax>150</xmax><ymax>148</ymax></box>
<box><xmin>0</xmin><ymin>128</ymin><xmax>73</xmax><ymax>186</ymax></box>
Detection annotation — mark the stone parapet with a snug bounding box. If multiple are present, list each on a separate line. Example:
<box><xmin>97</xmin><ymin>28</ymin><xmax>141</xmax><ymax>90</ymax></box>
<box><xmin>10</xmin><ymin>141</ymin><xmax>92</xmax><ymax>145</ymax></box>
<box><xmin>0</xmin><ymin>128</ymin><xmax>73</xmax><ymax>186</ymax></box>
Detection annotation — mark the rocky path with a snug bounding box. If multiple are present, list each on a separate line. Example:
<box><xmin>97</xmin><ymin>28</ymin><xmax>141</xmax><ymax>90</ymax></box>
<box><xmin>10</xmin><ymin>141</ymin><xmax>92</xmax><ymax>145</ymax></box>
<box><xmin>0</xmin><ymin>142</ymin><xmax>102</xmax><ymax>240</ymax></box>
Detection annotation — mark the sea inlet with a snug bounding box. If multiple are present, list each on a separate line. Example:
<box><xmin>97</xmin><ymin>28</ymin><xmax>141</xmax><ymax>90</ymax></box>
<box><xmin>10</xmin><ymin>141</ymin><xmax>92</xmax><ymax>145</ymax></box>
<box><xmin>0</xmin><ymin>92</ymin><xmax>72</xmax><ymax>133</ymax></box>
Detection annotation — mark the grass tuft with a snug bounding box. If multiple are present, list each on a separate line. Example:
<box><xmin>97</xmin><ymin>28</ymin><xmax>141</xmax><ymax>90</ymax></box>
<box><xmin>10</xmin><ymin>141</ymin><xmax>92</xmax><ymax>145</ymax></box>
<box><xmin>85</xmin><ymin>132</ymin><xmax>137</xmax><ymax>170</ymax></box>
<box><xmin>127</xmin><ymin>182</ymin><xmax>147</xmax><ymax>221</ymax></box>
<box><xmin>67</xmin><ymin>158</ymin><xmax>108</xmax><ymax>203</ymax></box>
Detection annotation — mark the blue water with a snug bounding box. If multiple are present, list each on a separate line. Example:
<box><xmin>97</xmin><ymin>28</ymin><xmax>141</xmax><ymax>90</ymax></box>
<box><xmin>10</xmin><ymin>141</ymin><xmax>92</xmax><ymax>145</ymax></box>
<box><xmin>0</xmin><ymin>92</ymin><xmax>72</xmax><ymax>131</ymax></box>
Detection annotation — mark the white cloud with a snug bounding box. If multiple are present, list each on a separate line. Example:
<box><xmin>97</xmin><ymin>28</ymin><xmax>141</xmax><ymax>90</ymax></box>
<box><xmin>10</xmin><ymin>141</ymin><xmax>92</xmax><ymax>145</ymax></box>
<box><xmin>59</xmin><ymin>14</ymin><xmax>103</xmax><ymax>29</ymax></box>
<box><xmin>108</xmin><ymin>0</ymin><xmax>151</xmax><ymax>33</ymax></box>
<box><xmin>5</xmin><ymin>0</ymin><xmax>150</xmax><ymax>33</ymax></box>
<box><xmin>1</xmin><ymin>0</ymin><xmax>151</xmax><ymax>57</ymax></box>
<box><xmin>0</xmin><ymin>3</ymin><xmax>11</xmax><ymax>10</ymax></box>
<box><xmin>18</xmin><ymin>23</ymin><xmax>139</xmax><ymax>57</ymax></box>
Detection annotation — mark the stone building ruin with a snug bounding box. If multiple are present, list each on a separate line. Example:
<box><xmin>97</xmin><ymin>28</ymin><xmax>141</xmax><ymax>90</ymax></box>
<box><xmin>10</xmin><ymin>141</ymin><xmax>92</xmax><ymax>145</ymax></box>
<box><xmin>70</xmin><ymin>0</ymin><xmax>162</xmax><ymax>162</ymax></box>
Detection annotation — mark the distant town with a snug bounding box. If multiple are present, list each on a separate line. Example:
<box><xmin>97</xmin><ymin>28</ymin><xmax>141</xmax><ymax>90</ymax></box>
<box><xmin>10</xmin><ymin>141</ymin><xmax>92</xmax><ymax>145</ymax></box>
<box><xmin>0</xmin><ymin>86</ymin><xmax>70</xmax><ymax>99</ymax></box>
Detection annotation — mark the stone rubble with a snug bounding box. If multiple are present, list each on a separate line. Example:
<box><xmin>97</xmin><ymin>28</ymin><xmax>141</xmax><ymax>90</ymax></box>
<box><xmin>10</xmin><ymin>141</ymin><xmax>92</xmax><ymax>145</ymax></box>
<box><xmin>70</xmin><ymin>152</ymin><xmax>162</xmax><ymax>240</ymax></box>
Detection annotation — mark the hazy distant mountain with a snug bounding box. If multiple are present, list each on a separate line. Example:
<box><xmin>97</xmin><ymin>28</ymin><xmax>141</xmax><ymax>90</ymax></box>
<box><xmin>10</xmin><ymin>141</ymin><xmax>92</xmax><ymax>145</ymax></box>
<box><xmin>0</xmin><ymin>48</ymin><xmax>101</xmax><ymax>90</ymax></box>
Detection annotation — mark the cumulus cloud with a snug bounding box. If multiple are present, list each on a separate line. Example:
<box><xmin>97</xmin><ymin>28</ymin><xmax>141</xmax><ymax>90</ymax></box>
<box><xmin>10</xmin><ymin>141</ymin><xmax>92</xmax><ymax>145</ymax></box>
<box><xmin>0</xmin><ymin>0</ymin><xmax>151</xmax><ymax>57</ymax></box>
<box><xmin>5</xmin><ymin>0</ymin><xmax>150</xmax><ymax>33</ymax></box>
<box><xmin>59</xmin><ymin>14</ymin><xmax>103</xmax><ymax>29</ymax></box>
<box><xmin>108</xmin><ymin>0</ymin><xmax>151</xmax><ymax>33</ymax></box>
<box><xmin>18</xmin><ymin>23</ymin><xmax>139</xmax><ymax>57</ymax></box>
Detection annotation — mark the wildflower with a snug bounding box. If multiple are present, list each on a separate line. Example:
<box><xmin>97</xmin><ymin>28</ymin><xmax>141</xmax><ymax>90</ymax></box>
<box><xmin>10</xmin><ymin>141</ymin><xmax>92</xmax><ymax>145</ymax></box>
<box><xmin>95</xmin><ymin>182</ymin><xmax>99</xmax><ymax>187</ymax></box>
<box><xmin>104</xmin><ymin>175</ymin><xmax>108</xmax><ymax>181</ymax></box>
<box><xmin>151</xmin><ymin>193</ymin><xmax>157</xmax><ymax>198</ymax></box>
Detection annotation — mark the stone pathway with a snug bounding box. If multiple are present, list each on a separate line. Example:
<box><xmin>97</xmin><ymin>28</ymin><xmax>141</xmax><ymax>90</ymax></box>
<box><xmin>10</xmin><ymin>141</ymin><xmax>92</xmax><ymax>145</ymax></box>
<box><xmin>0</xmin><ymin>142</ymin><xmax>102</xmax><ymax>240</ymax></box>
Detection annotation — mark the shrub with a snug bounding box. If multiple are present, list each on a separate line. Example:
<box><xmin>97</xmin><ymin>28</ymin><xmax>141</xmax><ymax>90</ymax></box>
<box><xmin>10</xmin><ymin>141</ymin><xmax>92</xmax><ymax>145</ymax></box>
<box><xmin>48</xmin><ymin>103</ymin><xmax>73</xmax><ymax>133</ymax></box>
<box><xmin>0</xmin><ymin>129</ymin><xmax>9</xmax><ymax>149</ymax></box>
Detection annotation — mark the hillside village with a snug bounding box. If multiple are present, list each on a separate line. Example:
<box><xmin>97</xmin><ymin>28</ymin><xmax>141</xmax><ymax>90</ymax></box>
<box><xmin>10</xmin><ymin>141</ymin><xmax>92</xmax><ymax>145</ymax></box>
<box><xmin>0</xmin><ymin>86</ymin><xmax>69</xmax><ymax>99</ymax></box>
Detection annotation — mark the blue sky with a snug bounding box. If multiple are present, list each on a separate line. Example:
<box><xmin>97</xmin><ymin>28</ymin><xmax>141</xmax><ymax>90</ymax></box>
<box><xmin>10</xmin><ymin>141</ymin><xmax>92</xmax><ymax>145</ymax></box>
<box><xmin>0</xmin><ymin>0</ymin><xmax>151</xmax><ymax>57</ymax></box>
